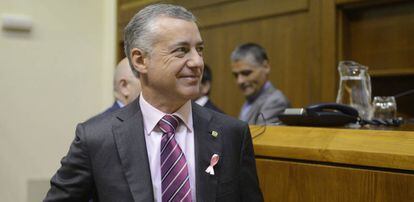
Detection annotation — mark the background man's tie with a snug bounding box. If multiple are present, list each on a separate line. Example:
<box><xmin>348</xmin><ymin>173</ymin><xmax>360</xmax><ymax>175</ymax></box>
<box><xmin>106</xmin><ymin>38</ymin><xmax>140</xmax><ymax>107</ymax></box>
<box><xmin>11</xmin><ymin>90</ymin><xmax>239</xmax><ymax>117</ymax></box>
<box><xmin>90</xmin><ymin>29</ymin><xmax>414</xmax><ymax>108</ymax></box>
<box><xmin>158</xmin><ymin>115</ymin><xmax>192</xmax><ymax>202</ymax></box>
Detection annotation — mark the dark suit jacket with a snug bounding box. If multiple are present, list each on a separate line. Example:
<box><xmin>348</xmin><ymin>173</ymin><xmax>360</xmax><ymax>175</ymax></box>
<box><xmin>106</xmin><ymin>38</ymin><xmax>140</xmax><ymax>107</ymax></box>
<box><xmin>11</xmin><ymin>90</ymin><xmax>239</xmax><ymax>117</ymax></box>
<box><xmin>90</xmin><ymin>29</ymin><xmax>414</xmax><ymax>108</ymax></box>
<box><xmin>204</xmin><ymin>100</ymin><xmax>224</xmax><ymax>114</ymax></box>
<box><xmin>44</xmin><ymin>98</ymin><xmax>263</xmax><ymax>202</ymax></box>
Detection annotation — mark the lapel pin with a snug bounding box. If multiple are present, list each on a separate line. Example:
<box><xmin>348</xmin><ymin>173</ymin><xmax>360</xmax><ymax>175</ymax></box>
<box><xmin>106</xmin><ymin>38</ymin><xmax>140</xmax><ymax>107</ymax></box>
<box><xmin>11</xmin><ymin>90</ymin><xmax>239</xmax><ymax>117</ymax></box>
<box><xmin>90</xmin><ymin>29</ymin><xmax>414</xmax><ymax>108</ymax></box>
<box><xmin>205</xmin><ymin>154</ymin><xmax>219</xmax><ymax>175</ymax></box>
<box><xmin>210</xmin><ymin>130</ymin><xmax>219</xmax><ymax>138</ymax></box>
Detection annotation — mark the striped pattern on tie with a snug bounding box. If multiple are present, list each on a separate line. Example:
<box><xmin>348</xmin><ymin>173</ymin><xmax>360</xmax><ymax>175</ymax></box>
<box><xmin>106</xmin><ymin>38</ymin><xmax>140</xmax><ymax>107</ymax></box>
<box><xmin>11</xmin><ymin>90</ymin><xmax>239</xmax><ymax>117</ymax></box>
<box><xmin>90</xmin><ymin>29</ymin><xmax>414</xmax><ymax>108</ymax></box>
<box><xmin>158</xmin><ymin>115</ymin><xmax>192</xmax><ymax>202</ymax></box>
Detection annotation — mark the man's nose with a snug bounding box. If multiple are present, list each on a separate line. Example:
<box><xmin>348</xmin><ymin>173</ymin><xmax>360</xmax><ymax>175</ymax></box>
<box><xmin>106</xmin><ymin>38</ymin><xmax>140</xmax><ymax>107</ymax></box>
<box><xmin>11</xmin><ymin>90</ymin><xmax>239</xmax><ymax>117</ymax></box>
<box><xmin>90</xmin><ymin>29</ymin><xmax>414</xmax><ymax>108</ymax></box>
<box><xmin>236</xmin><ymin>74</ymin><xmax>246</xmax><ymax>85</ymax></box>
<box><xmin>187</xmin><ymin>49</ymin><xmax>204</xmax><ymax>68</ymax></box>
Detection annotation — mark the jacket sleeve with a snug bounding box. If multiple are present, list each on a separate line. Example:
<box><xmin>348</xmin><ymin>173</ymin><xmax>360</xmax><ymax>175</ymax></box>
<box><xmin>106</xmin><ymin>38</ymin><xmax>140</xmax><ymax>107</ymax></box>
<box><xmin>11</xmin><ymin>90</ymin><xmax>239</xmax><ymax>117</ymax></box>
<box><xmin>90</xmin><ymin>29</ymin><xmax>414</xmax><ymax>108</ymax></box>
<box><xmin>261</xmin><ymin>92</ymin><xmax>290</xmax><ymax>124</ymax></box>
<box><xmin>239</xmin><ymin>123</ymin><xmax>264</xmax><ymax>202</ymax></box>
<box><xmin>44</xmin><ymin>124</ymin><xmax>94</xmax><ymax>202</ymax></box>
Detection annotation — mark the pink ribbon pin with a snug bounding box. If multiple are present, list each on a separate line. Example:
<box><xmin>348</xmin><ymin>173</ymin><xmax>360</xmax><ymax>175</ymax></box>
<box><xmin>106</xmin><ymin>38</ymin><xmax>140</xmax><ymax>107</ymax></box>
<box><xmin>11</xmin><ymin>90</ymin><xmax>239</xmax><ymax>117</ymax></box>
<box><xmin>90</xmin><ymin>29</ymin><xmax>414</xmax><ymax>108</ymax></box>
<box><xmin>205</xmin><ymin>154</ymin><xmax>219</xmax><ymax>175</ymax></box>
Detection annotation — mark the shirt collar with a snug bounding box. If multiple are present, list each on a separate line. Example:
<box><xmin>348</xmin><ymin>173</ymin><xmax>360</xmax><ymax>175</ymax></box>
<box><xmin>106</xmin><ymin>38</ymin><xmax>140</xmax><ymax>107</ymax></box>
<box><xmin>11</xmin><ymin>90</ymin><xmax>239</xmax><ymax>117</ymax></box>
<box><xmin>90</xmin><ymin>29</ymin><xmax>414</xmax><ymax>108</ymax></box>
<box><xmin>116</xmin><ymin>100</ymin><xmax>125</xmax><ymax>108</ymax></box>
<box><xmin>139</xmin><ymin>93</ymin><xmax>193</xmax><ymax>136</ymax></box>
<box><xmin>194</xmin><ymin>96</ymin><xmax>209</xmax><ymax>106</ymax></box>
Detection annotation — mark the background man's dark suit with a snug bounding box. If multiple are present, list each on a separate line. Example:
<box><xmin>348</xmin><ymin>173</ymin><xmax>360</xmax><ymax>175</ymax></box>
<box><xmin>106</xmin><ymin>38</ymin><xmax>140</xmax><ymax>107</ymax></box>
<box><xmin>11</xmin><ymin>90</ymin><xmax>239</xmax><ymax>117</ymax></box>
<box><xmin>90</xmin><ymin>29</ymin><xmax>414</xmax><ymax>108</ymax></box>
<box><xmin>44</xmin><ymin>98</ymin><xmax>263</xmax><ymax>201</ymax></box>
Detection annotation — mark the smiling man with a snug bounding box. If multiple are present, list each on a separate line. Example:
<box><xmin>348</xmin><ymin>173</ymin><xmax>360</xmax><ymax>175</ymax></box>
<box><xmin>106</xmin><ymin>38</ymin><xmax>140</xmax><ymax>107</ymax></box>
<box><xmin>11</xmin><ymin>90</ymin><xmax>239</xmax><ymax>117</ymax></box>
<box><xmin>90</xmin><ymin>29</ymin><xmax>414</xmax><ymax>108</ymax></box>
<box><xmin>44</xmin><ymin>4</ymin><xmax>263</xmax><ymax>202</ymax></box>
<box><xmin>231</xmin><ymin>43</ymin><xmax>290</xmax><ymax>125</ymax></box>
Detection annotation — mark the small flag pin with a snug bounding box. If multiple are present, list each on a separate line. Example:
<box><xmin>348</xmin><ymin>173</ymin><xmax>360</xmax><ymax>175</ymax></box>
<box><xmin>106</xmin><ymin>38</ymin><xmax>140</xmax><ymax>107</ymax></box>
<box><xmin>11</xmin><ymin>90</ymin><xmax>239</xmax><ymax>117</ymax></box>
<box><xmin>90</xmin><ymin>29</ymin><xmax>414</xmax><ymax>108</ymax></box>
<box><xmin>211</xmin><ymin>130</ymin><xmax>219</xmax><ymax>138</ymax></box>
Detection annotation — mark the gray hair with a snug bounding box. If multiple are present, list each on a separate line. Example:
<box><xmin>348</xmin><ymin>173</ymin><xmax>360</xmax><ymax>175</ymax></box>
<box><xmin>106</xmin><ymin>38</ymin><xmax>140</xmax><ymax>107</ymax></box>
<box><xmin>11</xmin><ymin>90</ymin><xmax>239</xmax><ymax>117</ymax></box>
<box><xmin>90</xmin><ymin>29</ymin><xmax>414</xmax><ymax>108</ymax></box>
<box><xmin>124</xmin><ymin>4</ymin><xmax>196</xmax><ymax>76</ymax></box>
<box><xmin>230</xmin><ymin>43</ymin><xmax>269</xmax><ymax>66</ymax></box>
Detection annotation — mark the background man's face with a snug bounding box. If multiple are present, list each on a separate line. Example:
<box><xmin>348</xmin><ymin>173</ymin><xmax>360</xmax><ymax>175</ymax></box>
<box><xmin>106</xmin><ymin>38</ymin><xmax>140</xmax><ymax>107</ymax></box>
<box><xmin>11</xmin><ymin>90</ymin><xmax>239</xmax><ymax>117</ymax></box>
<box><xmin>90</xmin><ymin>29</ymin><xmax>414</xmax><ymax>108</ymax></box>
<box><xmin>125</xmin><ymin>76</ymin><xmax>141</xmax><ymax>104</ymax></box>
<box><xmin>143</xmin><ymin>17</ymin><xmax>204</xmax><ymax>102</ymax></box>
<box><xmin>231</xmin><ymin>59</ymin><xmax>268</xmax><ymax>99</ymax></box>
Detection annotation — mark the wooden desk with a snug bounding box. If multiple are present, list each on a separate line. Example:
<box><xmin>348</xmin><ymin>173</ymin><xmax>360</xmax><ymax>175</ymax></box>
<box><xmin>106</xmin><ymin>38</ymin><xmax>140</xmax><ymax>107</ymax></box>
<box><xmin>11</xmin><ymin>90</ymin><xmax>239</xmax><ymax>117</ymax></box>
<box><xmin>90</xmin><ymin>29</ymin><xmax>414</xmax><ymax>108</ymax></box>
<box><xmin>251</xmin><ymin>126</ymin><xmax>414</xmax><ymax>202</ymax></box>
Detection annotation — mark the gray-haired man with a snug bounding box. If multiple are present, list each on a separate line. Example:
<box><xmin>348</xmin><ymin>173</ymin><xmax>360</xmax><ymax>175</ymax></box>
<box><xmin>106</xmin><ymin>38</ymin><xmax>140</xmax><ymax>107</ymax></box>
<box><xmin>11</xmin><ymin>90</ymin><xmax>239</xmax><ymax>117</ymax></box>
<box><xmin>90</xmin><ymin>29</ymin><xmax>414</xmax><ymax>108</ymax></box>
<box><xmin>44</xmin><ymin>4</ymin><xmax>263</xmax><ymax>202</ymax></box>
<box><xmin>231</xmin><ymin>43</ymin><xmax>290</xmax><ymax>125</ymax></box>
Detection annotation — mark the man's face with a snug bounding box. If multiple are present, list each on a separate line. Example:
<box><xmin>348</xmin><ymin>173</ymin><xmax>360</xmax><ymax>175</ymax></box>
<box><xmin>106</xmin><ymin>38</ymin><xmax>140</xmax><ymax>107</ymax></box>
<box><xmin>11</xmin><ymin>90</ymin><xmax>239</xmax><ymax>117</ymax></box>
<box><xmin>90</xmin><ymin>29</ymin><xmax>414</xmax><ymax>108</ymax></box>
<box><xmin>231</xmin><ymin>59</ymin><xmax>269</xmax><ymax>99</ymax></box>
<box><xmin>139</xmin><ymin>17</ymin><xmax>204</xmax><ymax>102</ymax></box>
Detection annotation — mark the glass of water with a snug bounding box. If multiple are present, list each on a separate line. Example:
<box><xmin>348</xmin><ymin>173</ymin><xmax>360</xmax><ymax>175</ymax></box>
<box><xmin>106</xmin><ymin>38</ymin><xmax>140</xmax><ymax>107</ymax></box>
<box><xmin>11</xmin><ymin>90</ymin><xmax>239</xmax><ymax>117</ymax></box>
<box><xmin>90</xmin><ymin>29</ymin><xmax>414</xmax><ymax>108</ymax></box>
<box><xmin>372</xmin><ymin>96</ymin><xmax>397</xmax><ymax>120</ymax></box>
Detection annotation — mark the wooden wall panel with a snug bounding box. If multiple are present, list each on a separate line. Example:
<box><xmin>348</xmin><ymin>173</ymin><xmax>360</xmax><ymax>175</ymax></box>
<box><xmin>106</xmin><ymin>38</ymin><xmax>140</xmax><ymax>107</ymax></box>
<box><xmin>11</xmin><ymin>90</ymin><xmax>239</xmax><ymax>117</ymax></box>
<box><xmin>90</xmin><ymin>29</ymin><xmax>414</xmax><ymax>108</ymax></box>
<box><xmin>176</xmin><ymin>0</ymin><xmax>239</xmax><ymax>10</ymax></box>
<box><xmin>118</xmin><ymin>0</ymin><xmax>308</xmax><ymax>34</ymax></box>
<box><xmin>256</xmin><ymin>158</ymin><xmax>414</xmax><ymax>202</ymax></box>
<box><xmin>193</xmin><ymin>0</ymin><xmax>308</xmax><ymax>28</ymax></box>
<box><xmin>320</xmin><ymin>0</ymin><xmax>338</xmax><ymax>102</ymax></box>
<box><xmin>342</xmin><ymin>1</ymin><xmax>414</xmax><ymax>75</ymax></box>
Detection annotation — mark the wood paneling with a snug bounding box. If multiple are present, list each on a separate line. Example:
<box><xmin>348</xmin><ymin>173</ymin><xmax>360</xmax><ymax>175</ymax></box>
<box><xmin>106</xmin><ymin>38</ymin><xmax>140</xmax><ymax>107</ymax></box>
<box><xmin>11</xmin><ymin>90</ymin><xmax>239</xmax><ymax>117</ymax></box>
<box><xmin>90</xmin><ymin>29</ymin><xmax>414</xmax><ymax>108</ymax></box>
<box><xmin>370</xmin><ymin>68</ymin><xmax>414</xmax><ymax>77</ymax></box>
<box><xmin>251</xmin><ymin>126</ymin><xmax>414</xmax><ymax>170</ymax></box>
<box><xmin>336</xmin><ymin>0</ymin><xmax>407</xmax><ymax>7</ymax></box>
<box><xmin>253</xmin><ymin>126</ymin><xmax>414</xmax><ymax>201</ymax></box>
<box><xmin>256</xmin><ymin>158</ymin><xmax>414</xmax><ymax>202</ymax></box>
<box><xmin>118</xmin><ymin>0</ymin><xmax>308</xmax><ymax>31</ymax></box>
<box><xmin>176</xmin><ymin>0</ymin><xmax>239</xmax><ymax>10</ymax></box>
<box><xmin>320</xmin><ymin>0</ymin><xmax>338</xmax><ymax>102</ymax></box>
<box><xmin>193</xmin><ymin>0</ymin><xmax>308</xmax><ymax>28</ymax></box>
<box><xmin>342</xmin><ymin>1</ymin><xmax>414</xmax><ymax>72</ymax></box>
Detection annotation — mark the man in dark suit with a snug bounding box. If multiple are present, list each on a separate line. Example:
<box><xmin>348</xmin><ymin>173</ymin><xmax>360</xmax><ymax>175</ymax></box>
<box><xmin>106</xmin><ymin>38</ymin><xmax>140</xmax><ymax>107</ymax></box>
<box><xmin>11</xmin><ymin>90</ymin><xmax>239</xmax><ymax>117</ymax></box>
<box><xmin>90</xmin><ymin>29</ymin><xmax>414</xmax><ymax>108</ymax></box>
<box><xmin>194</xmin><ymin>64</ymin><xmax>224</xmax><ymax>113</ymax></box>
<box><xmin>231</xmin><ymin>43</ymin><xmax>290</xmax><ymax>125</ymax></box>
<box><xmin>103</xmin><ymin>57</ymin><xmax>141</xmax><ymax>114</ymax></box>
<box><xmin>44</xmin><ymin>3</ymin><xmax>263</xmax><ymax>202</ymax></box>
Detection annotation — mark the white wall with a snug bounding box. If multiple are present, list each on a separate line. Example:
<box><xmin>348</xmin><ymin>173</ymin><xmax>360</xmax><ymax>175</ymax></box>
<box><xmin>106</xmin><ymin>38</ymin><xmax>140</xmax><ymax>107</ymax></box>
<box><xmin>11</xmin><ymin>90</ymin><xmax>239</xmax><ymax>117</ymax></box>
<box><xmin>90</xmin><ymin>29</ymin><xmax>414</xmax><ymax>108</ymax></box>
<box><xmin>0</xmin><ymin>0</ymin><xmax>116</xmax><ymax>201</ymax></box>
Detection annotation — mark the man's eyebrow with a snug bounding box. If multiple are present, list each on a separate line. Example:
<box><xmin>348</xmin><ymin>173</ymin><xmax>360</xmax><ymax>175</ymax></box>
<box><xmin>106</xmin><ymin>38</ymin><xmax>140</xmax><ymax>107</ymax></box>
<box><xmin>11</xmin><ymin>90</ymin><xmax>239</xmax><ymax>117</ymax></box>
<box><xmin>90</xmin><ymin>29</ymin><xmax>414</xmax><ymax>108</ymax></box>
<box><xmin>169</xmin><ymin>40</ymin><xmax>204</xmax><ymax>49</ymax></box>
<box><xmin>170</xmin><ymin>41</ymin><xmax>189</xmax><ymax>47</ymax></box>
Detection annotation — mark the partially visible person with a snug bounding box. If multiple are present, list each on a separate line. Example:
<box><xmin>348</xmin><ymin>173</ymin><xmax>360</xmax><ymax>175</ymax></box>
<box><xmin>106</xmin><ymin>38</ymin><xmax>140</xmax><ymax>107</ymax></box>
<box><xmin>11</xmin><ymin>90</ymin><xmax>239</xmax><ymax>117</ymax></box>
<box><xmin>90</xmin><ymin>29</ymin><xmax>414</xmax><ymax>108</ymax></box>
<box><xmin>193</xmin><ymin>64</ymin><xmax>224</xmax><ymax>113</ymax></box>
<box><xmin>104</xmin><ymin>57</ymin><xmax>141</xmax><ymax>114</ymax></box>
<box><xmin>231</xmin><ymin>42</ymin><xmax>290</xmax><ymax>125</ymax></box>
<box><xmin>44</xmin><ymin>4</ymin><xmax>263</xmax><ymax>202</ymax></box>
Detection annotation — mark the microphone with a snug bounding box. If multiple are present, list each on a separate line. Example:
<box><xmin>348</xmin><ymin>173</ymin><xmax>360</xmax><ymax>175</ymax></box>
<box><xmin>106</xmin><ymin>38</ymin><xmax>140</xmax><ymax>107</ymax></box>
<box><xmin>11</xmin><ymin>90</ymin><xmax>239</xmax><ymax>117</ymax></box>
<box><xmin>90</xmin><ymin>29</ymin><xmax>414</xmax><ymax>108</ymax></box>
<box><xmin>251</xmin><ymin>113</ymin><xmax>267</xmax><ymax>139</ymax></box>
<box><xmin>393</xmin><ymin>88</ymin><xmax>414</xmax><ymax>124</ymax></box>
<box><xmin>393</xmin><ymin>88</ymin><xmax>414</xmax><ymax>99</ymax></box>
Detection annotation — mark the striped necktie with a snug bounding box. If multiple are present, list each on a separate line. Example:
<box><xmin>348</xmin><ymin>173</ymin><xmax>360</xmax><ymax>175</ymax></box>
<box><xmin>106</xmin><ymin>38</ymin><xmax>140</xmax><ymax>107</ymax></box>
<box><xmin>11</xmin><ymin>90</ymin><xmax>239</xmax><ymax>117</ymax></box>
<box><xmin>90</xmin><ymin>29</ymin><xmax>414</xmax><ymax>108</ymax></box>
<box><xmin>158</xmin><ymin>115</ymin><xmax>192</xmax><ymax>202</ymax></box>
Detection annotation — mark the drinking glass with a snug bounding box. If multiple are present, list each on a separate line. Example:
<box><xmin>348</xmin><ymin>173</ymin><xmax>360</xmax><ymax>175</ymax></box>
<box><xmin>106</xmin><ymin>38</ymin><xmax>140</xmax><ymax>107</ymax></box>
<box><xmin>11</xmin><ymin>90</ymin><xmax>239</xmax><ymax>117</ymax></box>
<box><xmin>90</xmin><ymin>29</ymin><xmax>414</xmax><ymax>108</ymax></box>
<box><xmin>372</xmin><ymin>96</ymin><xmax>397</xmax><ymax>120</ymax></box>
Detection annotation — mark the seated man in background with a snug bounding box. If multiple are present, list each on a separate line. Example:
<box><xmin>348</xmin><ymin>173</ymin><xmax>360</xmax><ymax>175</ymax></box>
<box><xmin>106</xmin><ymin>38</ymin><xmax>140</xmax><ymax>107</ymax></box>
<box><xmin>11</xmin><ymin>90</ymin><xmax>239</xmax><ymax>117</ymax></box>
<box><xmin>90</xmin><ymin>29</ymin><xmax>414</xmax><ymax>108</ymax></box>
<box><xmin>193</xmin><ymin>64</ymin><xmax>224</xmax><ymax>113</ymax></box>
<box><xmin>103</xmin><ymin>57</ymin><xmax>141</xmax><ymax>114</ymax></box>
<box><xmin>231</xmin><ymin>42</ymin><xmax>290</xmax><ymax>125</ymax></box>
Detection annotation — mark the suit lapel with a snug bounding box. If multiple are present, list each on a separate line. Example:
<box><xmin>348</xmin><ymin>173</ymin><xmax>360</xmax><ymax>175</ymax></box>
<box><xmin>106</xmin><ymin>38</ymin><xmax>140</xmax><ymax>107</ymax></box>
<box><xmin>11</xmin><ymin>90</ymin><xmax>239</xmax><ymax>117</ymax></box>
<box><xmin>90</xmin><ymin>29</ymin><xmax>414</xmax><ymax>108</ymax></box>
<box><xmin>192</xmin><ymin>104</ymin><xmax>222</xmax><ymax>202</ymax></box>
<box><xmin>112</xmin><ymin>99</ymin><xmax>154</xmax><ymax>202</ymax></box>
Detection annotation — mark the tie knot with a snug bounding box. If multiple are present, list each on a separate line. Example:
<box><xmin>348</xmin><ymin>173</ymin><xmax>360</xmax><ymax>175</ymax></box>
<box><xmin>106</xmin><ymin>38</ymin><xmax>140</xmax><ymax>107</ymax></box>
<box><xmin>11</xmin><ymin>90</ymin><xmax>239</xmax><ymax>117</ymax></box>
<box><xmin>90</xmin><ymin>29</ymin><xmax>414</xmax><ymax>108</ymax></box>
<box><xmin>158</xmin><ymin>114</ymin><xmax>180</xmax><ymax>134</ymax></box>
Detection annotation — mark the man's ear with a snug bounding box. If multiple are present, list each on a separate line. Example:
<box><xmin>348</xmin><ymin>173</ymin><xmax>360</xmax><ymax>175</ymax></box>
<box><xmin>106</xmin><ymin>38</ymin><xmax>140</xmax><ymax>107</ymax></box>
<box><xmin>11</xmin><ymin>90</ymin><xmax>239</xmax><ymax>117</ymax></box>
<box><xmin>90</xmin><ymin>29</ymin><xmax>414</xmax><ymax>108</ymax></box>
<box><xmin>130</xmin><ymin>48</ymin><xmax>148</xmax><ymax>74</ymax></box>
<box><xmin>262</xmin><ymin>60</ymin><xmax>271</xmax><ymax>74</ymax></box>
<box><xmin>119</xmin><ymin>79</ymin><xmax>129</xmax><ymax>96</ymax></box>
